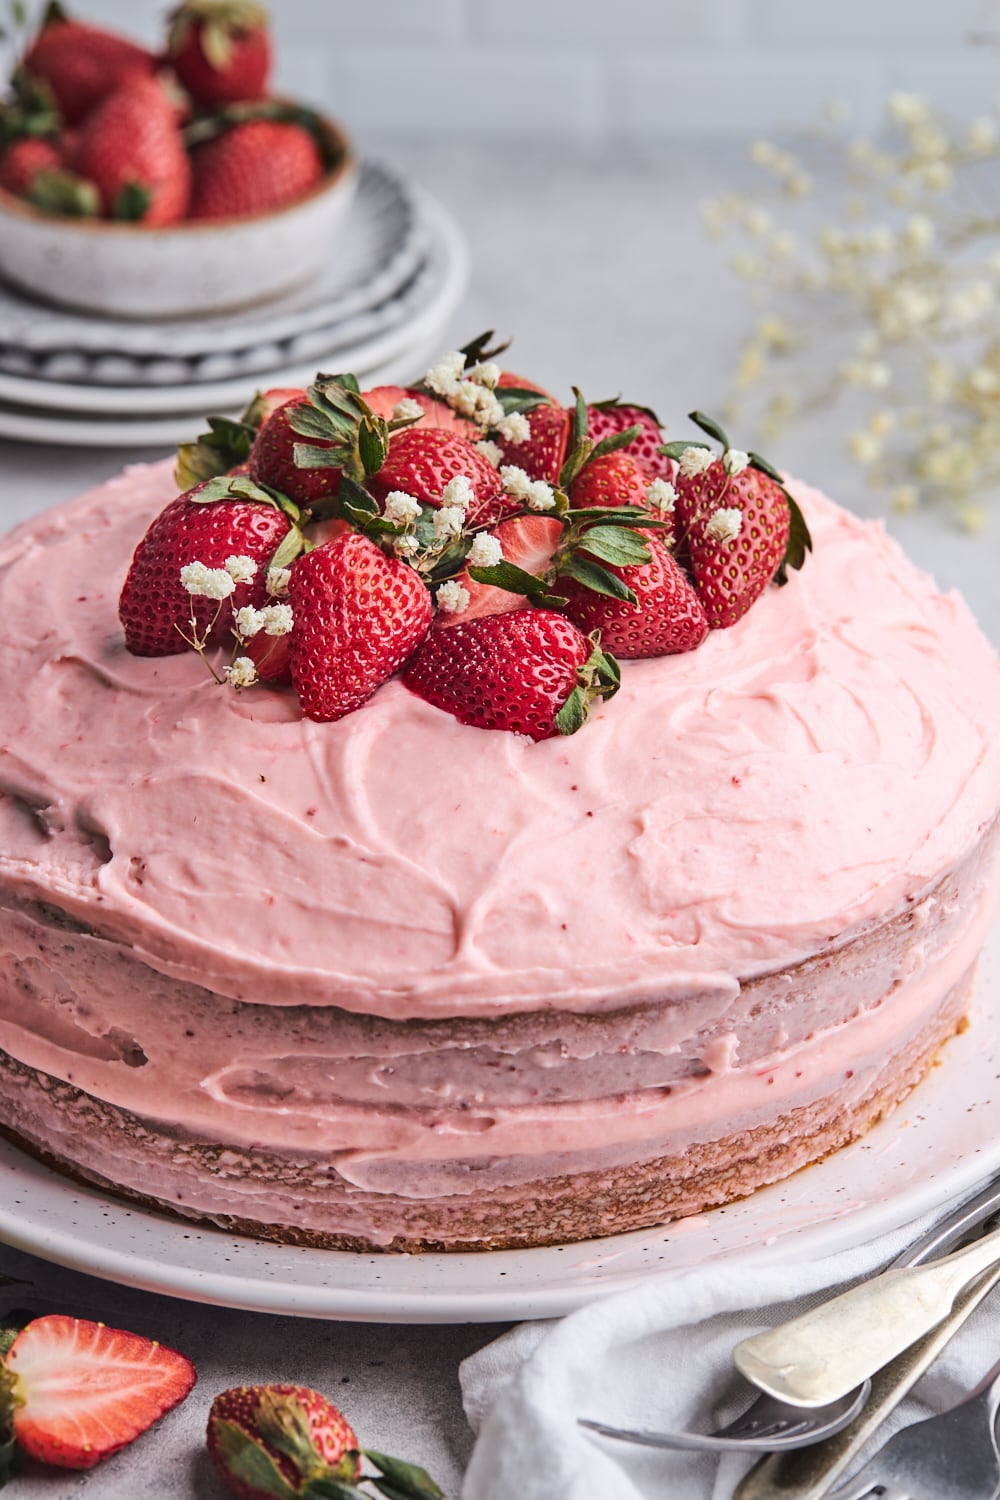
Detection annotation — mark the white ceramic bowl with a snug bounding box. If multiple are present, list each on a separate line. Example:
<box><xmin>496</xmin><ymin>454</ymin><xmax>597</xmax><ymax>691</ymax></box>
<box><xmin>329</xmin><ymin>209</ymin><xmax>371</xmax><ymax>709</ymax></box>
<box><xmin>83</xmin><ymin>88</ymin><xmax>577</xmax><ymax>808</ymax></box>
<box><xmin>0</xmin><ymin>114</ymin><xmax>356</xmax><ymax>319</ymax></box>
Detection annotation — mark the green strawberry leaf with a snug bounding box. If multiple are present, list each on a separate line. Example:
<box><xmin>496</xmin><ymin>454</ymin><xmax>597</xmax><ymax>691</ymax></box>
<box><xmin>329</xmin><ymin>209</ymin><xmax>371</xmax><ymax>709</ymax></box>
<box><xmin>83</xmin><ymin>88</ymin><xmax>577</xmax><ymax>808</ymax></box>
<box><xmin>577</xmin><ymin>525</ymin><xmax>651</xmax><ymax>568</ymax></box>
<box><xmin>286</xmin><ymin>404</ymin><xmax>341</xmax><ymax>442</ymax></box>
<box><xmin>201</xmin><ymin>18</ymin><xmax>233</xmax><ymax>70</ymax></box>
<box><xmin>27</xmin><ymin>169</ymin><xmax>99</xmax><ymax>218</ymax></box>
<box><xmin>298</xmin><ymin>1479</ymin><xmax>369</xmax><ymax>1500</ymax></box>
<box><xmin>688</xmin><ymin>411</ymin><xmax>730</xmax><ymax>450</ymax></box>
<box><xmin>560</xmin><ymin>553</ymin><xmax>637</xmax><ymax>604</ymax></box>
<box><xmin>776</xmin><ymin>491</ymin><xmax>813</xmax><ymax>584</ymax></box>
<box><xmin>316</xmin><ymin>370</ymin><xmax>362</xmax><ymax>398</ymax></box>
<box><xmin>563</xmin><ymin>504</ymin><xmax>661</xmax><ymax>526</ymax></box>
<box><xmin>747</xmin><ymin>449</ymin><xmax>784</xmax><ymax>484</ymax></box>
<box><xmin>293</xmin><ymin>442</ymin><xmax>347</xmax><ymax>472</ymax></box>
<box><xmin>363</xmin><ymin>1452</ymin><xmax>445</xmax><ymax>1500</ymax></box>
<box><xmin>337</xmin><ymin>476</ymin><xmax>379</xmax><ymax>518</ymax></box>
<box><xmin>268</xmin><ymin>526</ymin><xmax>307</xmax><ymax>572</ymax></box>
<box><xmin>459</xmin><ymin>329</ymin><xmax>510</xmax><ymax>367</ymax></box>
<box><xmin>493</xmin><ymin>386</ymin><xmax>551</xmax><ymax>416</ymax></box>
<box><xmin>113</xmin><ymin>180</ymin><xmax>151</xmax><ymax>222</ymax></box>
<box><xmin>208</xmin><ymin>1419</ymin><xmax>297</xmax><ymax>1500</ymax></box>
<box><xmin>40</xmin><ymin>0</ymin><xmax>66</xmax><ymax>27</ymax></box>
<box><xmin>659</xmin><ymin>440</ymin><xmax>711</xmax><ymax>461</ymax></box>
<box><xmin>467</xmin><ymin>562</ymin><xmax>568</xmax><ymax>609</ymax></box>
<box><xmin>358</xmin><ymin>418</ymin><xmax>388</xmax><ymax>477</ymax></box>
<box><xmin>554</xmin><ymin>685</ymin><xmax>588</xmax><ymax>737</ymax></box>
<box><xmin>588</xmin><ymin>424</ymin><xmax>643</xmax><ymax>464</ymax></box>
<box><xmin>555</xmin><ymin>637</ymin><xmax>621</xmax><ymax>736</ymax></box>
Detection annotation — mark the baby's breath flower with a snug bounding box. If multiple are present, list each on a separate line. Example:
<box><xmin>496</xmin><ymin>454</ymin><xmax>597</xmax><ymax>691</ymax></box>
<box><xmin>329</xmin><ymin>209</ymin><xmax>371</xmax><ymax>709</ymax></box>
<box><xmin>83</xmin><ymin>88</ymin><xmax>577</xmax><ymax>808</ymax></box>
<box><xmin>433</xmin><ymin>506</ymin><xmax>466</xmax><ymax>540</ymax></box>
<box><xmin>393</xmin><ymin>533</ymin><xmax>421</xmax><ymax>558</ymax></box>
<box><xmin>235</xmin><ymin>605</ymin><xmax>265</xmax><ymax>638</ymax></box>
<box><xmin>678</xmin><ymin>446</ymin><xmax>714</xmax><ymax>478</ymax></box>
<box><xmin>526</xmin><ymin>480</ymin><xmax>556</xmax><ymax>512</ymax></box>
<box><xmin>266</xmin><ymin>566</ymin><xmax>291</xmax><ymax>597</ymax></box>
<box><xmin>425</xmin><ymin>351</ymin><xmax>465</xmax><ymax>398</ymax></box>
<box><xmin>393</xmin><ymin>397</ymin><xmax>425</xmax><ymax>422</ymax></box>
<box><xmin>968</xmin><ymin>117</ymin><xmax>998</xmax><ymax>154</ymax></box>
<box><xmin>888</xmin><ymin>91</ymin><xmax>929</xmax><ymax>125</ymax></box>
<box><xmin>750</xmin><ymin>138</ymin><xmax>779</xmax><ymax>167</ymax></box>
<box><xmin>922</xmin><ymin>161</ymin><xmax>953</xmax><ymax>192</ymax></box>
<box><xmin>892</xmin><ymin>485</ymin><xmax>918</xmax><ymax>514</ymax></box>
<box><xmin>452</xmin><ymin>381</ymin><xmax>503</xmax><ymax>427</ymax></box>
<box><xmin>468</xmin><ymin>361</ymin><xmax>501</xmax><ymax>389</ymax></box>
<box><xmin>500</xmin><ymin>465</ymin><xmax>532</xmax><ymax>500</ymax></box>
<box><xmin>476</xmin><ymin>439</ymin><xmax>503</xmax><ymax>466</ymax></box>
<box><xmin>224</xmin><ymin>555</ymin><xmax>257</xmax><ymax>584</ymax></box>
<box><xmin>260</xmin><ymin>603</ymin><xmax>293</xmax><ymax>636</ymax></box>
<box><xmin>467</xmin><ymin>532</ymin><xmax>504</xmax><ymax>567</ymax></box>
<box><xmin>383</xmin><ymin>490</ymin><xmax>422</xmax><ymax>525</ymax></box>
<box><xmin>441</xmin><ymin>475</ymin><xmax>475</xmax><ymax>512</ymax></box>
<box><xmin>743</xmin><ymin>207</ymin><xmax>772</xmax><ymax>237</ymax></box>
<box><xmin>970</xmin><ymin>366</ymin><xmax>1000</xmax><ymax>395</ymax></box>
<box><xmin>224</xmin><ymin>657</ymin><xmax>258</xmax><ymax>689</ymax></box>
<box><xmin>849</xmin><ymin>430</ymin><xmax>883</xmax><ymax>465</ymax></box>
<box><xmin>723</xmin><ymin>448</ymin><xmax>750</xmax><ymax>475</ymax></box>
<box><xmin>704</xmin><ymin>507</ymin><xmax>743</xmax><ymax>543</ymax></box>
<box><xmin>646</xmin><ymin>477</ymin><xmax>677</xmax><ymax>513</ymax></box>
<box><xmin>180</xmin><ymin>561</ymin><xmax>235</xmax><ymax>600</ymax></box>
<box><xmin>436</xmin><ymin>580</ymin><xmax>470</xmax><ymax>614</ymax></box>
<box><xmin>497</xmin><ymin>411</ymin><xmax>531</xmax><ymax>445</ymax></box>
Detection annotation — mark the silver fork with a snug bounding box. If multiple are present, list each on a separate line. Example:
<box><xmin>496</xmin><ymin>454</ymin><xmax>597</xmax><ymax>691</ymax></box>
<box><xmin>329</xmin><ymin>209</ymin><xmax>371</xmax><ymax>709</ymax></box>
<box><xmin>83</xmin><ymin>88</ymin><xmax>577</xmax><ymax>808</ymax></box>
<box><xmin>577</xmin><ymin>1173</ymin><xmax>1000</xmax><ymax>1454</ymax></box>
<box><xmin>823</xmin><ymin>1356</ymin><xmax>1000</xmax><ymax>1500</ymax></box>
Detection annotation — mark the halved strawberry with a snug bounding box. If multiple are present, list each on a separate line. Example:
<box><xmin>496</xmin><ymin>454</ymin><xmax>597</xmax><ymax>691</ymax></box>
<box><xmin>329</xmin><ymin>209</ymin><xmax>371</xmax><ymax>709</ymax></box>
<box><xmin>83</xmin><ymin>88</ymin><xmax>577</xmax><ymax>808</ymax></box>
<box><xmin>559</xmin><ymin>529</ymin><xmax>708</xmax><ymax>657</ymax></box>
<box><xmin>368</xmin><ymin>427</ymin><xmax>504</xmax><ymax>522</ymax></box>
<box><xmin>119</xmin><ymin>482</ymin><xmax>291</xmax><ymax>655</ymax></box>
<box><xmin>586</xmin><ymin>401</ymin><xmax>671</xmax><ymax>478</ymax></box>
<box><xmin>289</xmin><ymin>532</ymin><xmax>432</xmax><ymax>721</ymax></box>
<box><xmin>436</xmin><ymin>515</ymin><xmax>562</xmax><ymax>627</ymax></box>
<box><xmin>2</xmin><ymin>1315</ymin><xmax>195</xmax><ymax>1472</ymax></box>
<box><xmin>494</xmin><ymin>402</ymin><xmax>570</xmax><ymax>483</ymax></box>
<box><xmin>404</xmin><ymin>608</ymin><xmax>619</xmax><ymax>741</ymax></box>
<box><xmin>361</xmin><ymin>386</ymin><xmax>475</xmax><ymax>435</ymax></box>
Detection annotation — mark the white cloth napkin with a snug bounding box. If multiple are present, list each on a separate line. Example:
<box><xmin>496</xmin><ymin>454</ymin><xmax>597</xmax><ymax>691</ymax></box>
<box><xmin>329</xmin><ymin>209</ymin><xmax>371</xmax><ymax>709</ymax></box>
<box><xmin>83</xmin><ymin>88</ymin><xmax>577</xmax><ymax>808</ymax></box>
<box><xmin>459</xmin><ymin>1203</ymin><xmax>1000</xmax><ymax>1499</ymax></box>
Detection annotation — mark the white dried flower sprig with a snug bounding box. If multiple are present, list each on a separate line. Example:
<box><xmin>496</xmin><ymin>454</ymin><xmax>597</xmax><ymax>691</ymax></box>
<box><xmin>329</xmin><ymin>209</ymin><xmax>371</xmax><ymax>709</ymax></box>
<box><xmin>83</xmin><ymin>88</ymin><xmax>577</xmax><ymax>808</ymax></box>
<box><xmin>704</xmin><ymin>90</ymin><xmax>1000</xmax><ymax>530</ymax></box>
<box><xmin>423</xmin><ymin>352</ymin><xmax>532</xmax><ymax>445</ymax></box>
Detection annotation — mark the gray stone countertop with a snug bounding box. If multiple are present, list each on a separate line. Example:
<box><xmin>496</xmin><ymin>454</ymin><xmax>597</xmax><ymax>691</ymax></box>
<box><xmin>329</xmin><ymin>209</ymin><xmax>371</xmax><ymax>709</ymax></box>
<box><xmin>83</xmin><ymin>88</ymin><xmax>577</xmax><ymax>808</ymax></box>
<box><xmin>0</xmin><ymin>144</ymin><xmax>997</xmax><ymax>1499</ymax></box>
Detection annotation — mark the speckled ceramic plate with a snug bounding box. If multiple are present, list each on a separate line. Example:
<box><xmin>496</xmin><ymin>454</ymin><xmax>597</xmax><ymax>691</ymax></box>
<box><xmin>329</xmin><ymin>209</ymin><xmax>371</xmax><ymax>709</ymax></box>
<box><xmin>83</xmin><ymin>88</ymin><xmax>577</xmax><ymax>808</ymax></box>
<box><xmin>2</xmin><ymin>920</ymin><xmax>998</xmax><ymax>1324</ymax></box>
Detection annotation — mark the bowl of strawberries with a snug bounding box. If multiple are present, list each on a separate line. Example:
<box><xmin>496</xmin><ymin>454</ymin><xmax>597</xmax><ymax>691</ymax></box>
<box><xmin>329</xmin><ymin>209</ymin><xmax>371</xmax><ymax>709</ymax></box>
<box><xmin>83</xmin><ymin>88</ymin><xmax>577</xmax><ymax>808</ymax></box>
<box><xmin>0</xmin><ymin>1</ymin><xmax>356</xmax><ymax>317</ymax></box>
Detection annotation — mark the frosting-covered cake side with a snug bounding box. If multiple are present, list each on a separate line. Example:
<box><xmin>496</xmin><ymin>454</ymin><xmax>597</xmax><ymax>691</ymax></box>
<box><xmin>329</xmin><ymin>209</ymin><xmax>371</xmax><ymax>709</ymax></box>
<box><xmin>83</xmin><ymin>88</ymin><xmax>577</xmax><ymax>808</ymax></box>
<box><xmin>0</xmin><ymin>460</ymin><xmax>997</xmax><ymax>1021</ymax></box>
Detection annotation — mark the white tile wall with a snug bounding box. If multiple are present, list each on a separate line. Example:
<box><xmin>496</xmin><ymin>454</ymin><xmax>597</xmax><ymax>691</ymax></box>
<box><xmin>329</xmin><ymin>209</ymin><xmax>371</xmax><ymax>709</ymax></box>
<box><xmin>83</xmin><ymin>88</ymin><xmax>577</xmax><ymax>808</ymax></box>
<box><xmin>27</xmin><ymin>0</ymin><xmax>1000</xmax><ymax>140</ymax></box>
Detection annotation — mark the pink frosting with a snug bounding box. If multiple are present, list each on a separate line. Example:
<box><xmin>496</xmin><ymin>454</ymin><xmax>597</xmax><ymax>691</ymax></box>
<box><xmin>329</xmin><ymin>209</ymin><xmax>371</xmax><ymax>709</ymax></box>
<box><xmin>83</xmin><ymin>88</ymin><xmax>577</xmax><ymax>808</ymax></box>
<box><xmin>0</xmin><ymin>459</ymin><xmax>998</xmax><ymax>1025</ymax></box>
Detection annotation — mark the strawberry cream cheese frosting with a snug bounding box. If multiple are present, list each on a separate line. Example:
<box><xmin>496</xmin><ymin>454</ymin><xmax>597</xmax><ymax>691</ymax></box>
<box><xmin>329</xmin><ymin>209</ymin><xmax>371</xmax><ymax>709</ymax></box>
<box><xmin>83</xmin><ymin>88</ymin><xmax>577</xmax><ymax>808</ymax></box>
<box><xmin>0</xmin><ymin>458</ymin><xmax>998</xmax><ymax>1249</ymax></box>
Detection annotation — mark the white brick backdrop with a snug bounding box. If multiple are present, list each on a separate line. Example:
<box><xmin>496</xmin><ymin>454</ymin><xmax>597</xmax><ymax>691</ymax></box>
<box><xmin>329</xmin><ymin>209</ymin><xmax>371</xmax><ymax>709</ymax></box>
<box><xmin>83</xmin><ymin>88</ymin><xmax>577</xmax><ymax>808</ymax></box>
<box><xmin>24</xmin><ymin>0</ymin><xmax>1000</xmax><ymax>140</ymax></box>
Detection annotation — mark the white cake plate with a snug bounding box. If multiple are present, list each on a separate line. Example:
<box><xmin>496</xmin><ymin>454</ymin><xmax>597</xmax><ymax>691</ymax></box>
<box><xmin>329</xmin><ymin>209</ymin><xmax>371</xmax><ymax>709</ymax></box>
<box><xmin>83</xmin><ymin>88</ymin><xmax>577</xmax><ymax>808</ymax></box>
<box><xmin>2</xmin><ymin>919</ymin><xmax>998</xmax><ymax>1324</ymax></box>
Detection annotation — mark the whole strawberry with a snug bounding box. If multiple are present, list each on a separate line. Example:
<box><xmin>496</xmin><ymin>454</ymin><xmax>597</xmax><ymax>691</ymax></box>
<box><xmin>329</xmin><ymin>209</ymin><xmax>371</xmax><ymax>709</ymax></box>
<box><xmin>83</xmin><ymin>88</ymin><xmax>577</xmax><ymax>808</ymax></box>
<box><xmin>404</xmin><ymin>608</ymin><xmax>619</xmax><ymax>741</ymax></box>
<box><xmin>668</xmin><ymin>414</ymin><xmax>811</xmax><ymax>628</ymax></box>
<box><xmin>1</xmin><ymin>1315</ymin><xmax>194</xmax><ymax>1477</ymax></box>
<box><xmin>75</xmin><ymin>75</ymin><xmax>191</xmax><ymax>224</ymax></box>
<box><xmin>586</xmin><ymin>400</ymin><xmax>672</xmax><ymax>478</ymax></box>
<box><xmin>188</xmin><ymin>119</ymin><xmax>323</xmax><ymax>221</ymax></box>
<box><xmin>249</xmin><ymin>396</ymin><xmax>340</xmax><ymax>505</ymax></box>
<box><xmin>119</xmin><ymin>482</ymin><xmax>291</xmax><ymax>655</ymax></box>
<box><xmin>494</xmin><ymin>400</ymin><xmax>569</xmax><ymax>483</ymax></box>
<box><xmin>570</xmin><ymin>450</ymin><xmax>658</xmax><ymax>514</ymax></box>
<box><xmin>559</xmin><ymin>530</ymin><xmax>708</xmax><ymax>658</ymax></box>
<box><xmin>289</xmin><ymin>533</ymin><xmax>433</xmax><ymax>722</ymax></box>
<box><xmin>248</xmin><ymin>378</ymin><xmax>390</xmax><ymax>506</ymax></box>
<box><xmin>207</xmin><ymin>1384</ymin><xmax>444</xmax><ymax>1500</ymax></box>
<box><xmin>0</xmin><ymin>137</ymin><xmax>61</xmax><ymax>198</ymax></box>
<box><xmin>23</xmin><ymin>9</ymin><xmax>155</xmax><ymax>126</ymax></box>
<box><xmin>368</xmin><ymin>427</ymin><xmax>503</xmax><ymax>523</ymax></box>
<box><xmin>167</xmin><ymin>1</ymin><xmax>271</xmax><ymax>107</ymax></box>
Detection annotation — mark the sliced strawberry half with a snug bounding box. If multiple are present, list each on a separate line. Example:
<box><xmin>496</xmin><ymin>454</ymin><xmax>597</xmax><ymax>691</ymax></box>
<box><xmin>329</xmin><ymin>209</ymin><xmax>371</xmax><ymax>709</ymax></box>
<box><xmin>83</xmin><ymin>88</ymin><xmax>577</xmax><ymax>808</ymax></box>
<box><xmin>361</xmin><ymin>386</ymin><xmax>476</xmax><ymax>436</ymax></box>
<box><xmin>2</xmin><ymin>1315</ymin><xmax>195</xmax><ymax>1472</ymax></box>
<box><xmin>437</xmin><ymin>515</ymin><xmax>563</xmax><ymax>627</ymax></box>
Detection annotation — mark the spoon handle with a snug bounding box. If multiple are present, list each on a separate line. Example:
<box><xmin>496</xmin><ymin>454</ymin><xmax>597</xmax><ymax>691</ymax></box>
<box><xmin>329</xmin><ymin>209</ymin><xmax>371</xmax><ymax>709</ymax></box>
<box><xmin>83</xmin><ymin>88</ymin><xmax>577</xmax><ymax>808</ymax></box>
<box><xmin>734</xmin><ymin>1221</ymin><xmax>1000</xmax><ymax>1406</ymax></box>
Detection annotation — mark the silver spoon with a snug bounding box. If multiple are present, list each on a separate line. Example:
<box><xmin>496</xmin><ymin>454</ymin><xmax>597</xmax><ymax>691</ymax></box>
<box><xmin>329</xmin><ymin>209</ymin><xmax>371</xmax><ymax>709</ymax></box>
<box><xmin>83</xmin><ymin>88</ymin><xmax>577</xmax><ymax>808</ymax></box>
<box><xmin>578</xmin><ymin>1173</ymin><xmax>1000</xmax><ymax>1454</ymax></box>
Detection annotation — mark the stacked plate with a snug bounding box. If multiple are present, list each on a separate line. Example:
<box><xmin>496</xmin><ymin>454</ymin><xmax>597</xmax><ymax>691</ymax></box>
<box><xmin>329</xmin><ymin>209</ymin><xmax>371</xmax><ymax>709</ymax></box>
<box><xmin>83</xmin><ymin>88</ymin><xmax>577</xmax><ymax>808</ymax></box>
<box><xmin>0</xmin><ymin>163</ymin><xmax>468</xmax><ymax>447</ymax></box>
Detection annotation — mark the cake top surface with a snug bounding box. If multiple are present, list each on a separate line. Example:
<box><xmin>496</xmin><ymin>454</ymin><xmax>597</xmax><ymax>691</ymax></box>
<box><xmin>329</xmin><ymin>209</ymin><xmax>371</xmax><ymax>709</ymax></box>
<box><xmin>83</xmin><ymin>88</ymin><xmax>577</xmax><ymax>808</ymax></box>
<box><xmin>1</xmin><ymin>458</ymin><xmax>998</xmax><ymax>1019</ymax></box>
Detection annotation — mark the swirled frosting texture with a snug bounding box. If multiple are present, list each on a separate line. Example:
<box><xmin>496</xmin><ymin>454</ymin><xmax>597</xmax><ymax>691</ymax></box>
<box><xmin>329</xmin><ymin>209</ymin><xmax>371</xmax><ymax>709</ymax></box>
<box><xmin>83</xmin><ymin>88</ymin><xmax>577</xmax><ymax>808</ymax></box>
<box><xmin>0</xmin><ymin>460</ymin><xmax>998</xmax><ymax>1020</ymax></box>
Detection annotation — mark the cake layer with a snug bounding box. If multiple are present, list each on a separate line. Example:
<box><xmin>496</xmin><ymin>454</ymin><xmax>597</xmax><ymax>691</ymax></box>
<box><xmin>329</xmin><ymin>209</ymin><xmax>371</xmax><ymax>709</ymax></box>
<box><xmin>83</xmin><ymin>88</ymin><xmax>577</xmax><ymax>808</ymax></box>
<box><xmin>0</xmin><ymin>966</ymin><xmax>974</xmax><ymax>1250</ymax></box>
<box><xmin>1</xmin><ymin>463</ymin><xmax>998</xmax><ymax>1022</ymax></box>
